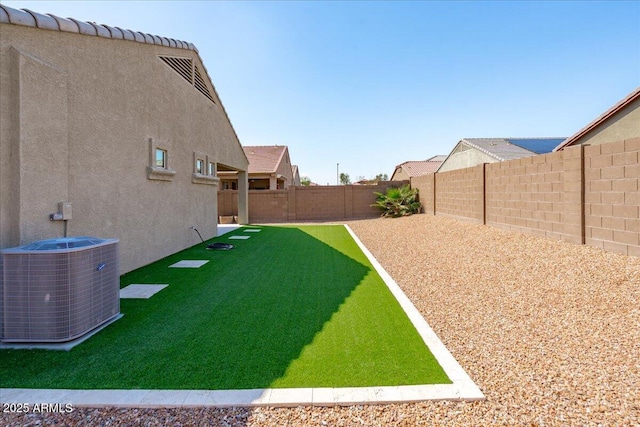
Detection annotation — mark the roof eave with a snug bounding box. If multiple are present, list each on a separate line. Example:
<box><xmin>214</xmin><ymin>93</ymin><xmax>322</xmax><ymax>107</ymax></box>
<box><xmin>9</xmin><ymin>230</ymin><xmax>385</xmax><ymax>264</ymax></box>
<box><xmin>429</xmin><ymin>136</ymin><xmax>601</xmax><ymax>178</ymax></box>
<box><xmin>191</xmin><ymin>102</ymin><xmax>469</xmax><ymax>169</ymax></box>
<box><xmin>554</xmin><ymin>87</ymin><xmax>640</xmax><ymax>151</ymax></box>
<box><xmin>461</xmin><ymin>139</ymin><xmax>506</xmax><ymax>161</ymax></box>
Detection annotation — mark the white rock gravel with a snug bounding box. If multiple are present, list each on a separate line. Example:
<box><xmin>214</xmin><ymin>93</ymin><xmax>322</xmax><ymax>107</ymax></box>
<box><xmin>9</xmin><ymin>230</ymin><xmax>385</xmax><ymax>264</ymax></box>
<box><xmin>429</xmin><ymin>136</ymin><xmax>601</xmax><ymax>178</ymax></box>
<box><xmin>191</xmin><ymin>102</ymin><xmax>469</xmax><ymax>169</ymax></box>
<box><xmin>4</xmin><ymin>214</ymin><xmax>639</xmax><ymax>426</ymax></box>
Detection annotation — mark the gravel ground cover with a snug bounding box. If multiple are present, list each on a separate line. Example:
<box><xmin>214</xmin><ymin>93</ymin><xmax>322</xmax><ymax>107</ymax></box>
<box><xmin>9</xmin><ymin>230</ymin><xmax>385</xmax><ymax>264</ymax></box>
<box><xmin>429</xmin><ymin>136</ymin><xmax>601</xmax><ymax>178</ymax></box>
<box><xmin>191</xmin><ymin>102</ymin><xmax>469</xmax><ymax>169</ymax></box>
<box><xmin>4</xmin><ymin>214</ymin><xmax>639</xmax><ymax>426</ymax></box>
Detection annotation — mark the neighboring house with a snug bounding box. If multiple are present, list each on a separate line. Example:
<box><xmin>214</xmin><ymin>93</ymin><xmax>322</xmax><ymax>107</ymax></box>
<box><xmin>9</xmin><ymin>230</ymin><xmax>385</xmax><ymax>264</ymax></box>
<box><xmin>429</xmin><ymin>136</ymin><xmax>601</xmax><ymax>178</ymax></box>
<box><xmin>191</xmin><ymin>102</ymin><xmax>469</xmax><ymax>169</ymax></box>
<box><xmin>391</xmin><ymin>155</ymin><xmax>447</xmax><ymax>181</ymax></box>
<box><xmin>219</xmin><ymin>145</ymin><xmax>295</xmax><ymax>190</ymax></box>
<box><xmin>292</xmin><ymin>165</ymin><xmax>301</xmax><ymax>186</ymax></box>
<box><xmin>437</xmin><ymin>138</ymin><xmax>565</xmax><ymax>173</ymax></box>
<box><xmin>554</xmin><ymin>87</ymin><xmax>640</xmax><ymax>151</ymax></box>
<box><xmin>0</xmin><ymin>5</ymin><xmax>249</xmax><ymax>274</ymax></box>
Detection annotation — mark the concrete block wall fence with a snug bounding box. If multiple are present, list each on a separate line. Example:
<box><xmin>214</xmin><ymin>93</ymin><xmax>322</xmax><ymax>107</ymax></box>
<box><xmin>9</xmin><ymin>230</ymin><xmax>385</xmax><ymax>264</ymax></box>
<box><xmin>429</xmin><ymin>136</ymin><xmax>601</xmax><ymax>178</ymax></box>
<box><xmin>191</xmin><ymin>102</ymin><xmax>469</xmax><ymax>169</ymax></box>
<box><xmin>411</xmin><ymin>138</ymin><xmax>640</xmax><ymax>257</ymax></box>
<box><xmin>218</xmin><ymin>181</ymin><xmax>410</xmax><ymax>223</ymax></box>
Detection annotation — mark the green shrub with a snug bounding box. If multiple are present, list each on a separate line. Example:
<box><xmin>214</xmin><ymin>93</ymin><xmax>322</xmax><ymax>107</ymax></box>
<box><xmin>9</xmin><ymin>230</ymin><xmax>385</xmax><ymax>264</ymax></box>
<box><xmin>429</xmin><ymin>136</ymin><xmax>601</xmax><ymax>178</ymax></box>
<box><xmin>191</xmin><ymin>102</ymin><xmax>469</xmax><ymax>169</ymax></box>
<box><xmin>371</xmin><ymin>185</ymin><xmax>421</xmax><ymax>218</ymax></box>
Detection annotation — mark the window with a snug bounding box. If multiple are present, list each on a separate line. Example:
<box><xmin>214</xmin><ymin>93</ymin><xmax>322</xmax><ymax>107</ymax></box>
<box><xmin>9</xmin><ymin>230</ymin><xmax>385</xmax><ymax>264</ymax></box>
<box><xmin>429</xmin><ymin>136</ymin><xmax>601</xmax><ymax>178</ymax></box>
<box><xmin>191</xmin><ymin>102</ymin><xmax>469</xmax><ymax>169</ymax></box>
<box><xmin>192</xmin><ymin>152</ymin><xmax>219</xmax><ymax>186</ymax></box>
<box><xmin>156</xmin><ymin>149</ymin><xmax>167</xmax><ymax>168</ymax></box>
<box><xmin>147</xmin><ymin>138</ymin><xmax>176</xmax><ymax>181</ymax></box>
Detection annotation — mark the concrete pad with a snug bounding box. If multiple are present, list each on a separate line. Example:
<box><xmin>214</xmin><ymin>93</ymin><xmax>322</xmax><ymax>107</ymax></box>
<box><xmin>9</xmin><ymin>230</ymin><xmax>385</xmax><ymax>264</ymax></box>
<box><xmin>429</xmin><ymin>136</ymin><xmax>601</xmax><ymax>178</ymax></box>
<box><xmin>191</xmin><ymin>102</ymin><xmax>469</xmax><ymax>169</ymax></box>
<box><xmin>169</xmin><ymin>260</ymin><xmax>209</xmax><ymax>268</ymax></box>
<box><xmin>0</xmin><ymin>314</ymin><xmax>122</xmax><ymax>351</ymax></box>
<box><xmin>228</xmin><ymin>235</ymin><xmax>250</xmax><ymax>240</ymax></box>
<box><xmin>243</xmin><ymin>229</ymin><xmax>262</xmax><ymax>233</ymax></box>
<box><xmin>217</xmin><ymin>224</ymin><xmax>241</xmax><ymax>236</ymax></box>
<box><xmin>120</xmin><ymin>284</ymin><xmax>168</xmax><ymax>299</ymax></box>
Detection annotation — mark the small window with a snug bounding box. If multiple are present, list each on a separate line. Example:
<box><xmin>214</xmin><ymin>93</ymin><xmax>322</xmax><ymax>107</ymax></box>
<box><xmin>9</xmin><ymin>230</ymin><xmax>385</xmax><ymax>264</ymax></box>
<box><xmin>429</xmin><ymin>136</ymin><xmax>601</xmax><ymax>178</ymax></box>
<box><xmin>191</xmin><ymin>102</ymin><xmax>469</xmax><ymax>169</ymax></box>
<box><xmin>148</xmin><ymin>138</ymin><xmax>176</xmax><ymax>181</ymax></box>
<box><xmin>192</xmin><ymin>152</ymin><xmax>219</xmax><ymax>185</ymax></box>
<box><xmin>156</xmin><ymin>149</ymin><xmax>167</xmax><ymax>168</ymax></box>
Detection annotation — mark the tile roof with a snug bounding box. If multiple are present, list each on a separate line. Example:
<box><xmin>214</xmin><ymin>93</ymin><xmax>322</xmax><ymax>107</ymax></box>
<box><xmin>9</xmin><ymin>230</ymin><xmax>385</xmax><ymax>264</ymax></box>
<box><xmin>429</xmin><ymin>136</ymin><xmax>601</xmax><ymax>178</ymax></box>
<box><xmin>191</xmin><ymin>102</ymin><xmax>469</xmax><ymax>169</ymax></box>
<box><xmin>0</xmin><ymin>5</ymin><xmax>196</xmax><ymax>51</ymax></box>
<box><xmin>554</xmin><ymin>87</ymin><xmax>640</xmax><ymax>151</ymax></box>
<box><xmin>395</xmin><ymin>159</ymin><xmax>445</xmax><ymax>177</ymax></box>
<box><xmin>244</xmin><ymin>146</ymin><xmax>288</xmax><ymax>174</ymax></box>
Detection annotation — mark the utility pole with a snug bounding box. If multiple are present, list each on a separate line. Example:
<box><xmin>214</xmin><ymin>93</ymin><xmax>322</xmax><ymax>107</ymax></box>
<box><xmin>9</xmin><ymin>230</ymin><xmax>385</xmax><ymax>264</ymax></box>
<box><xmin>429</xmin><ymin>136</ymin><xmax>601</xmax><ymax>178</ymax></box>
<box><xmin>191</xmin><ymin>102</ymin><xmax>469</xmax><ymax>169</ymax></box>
<box><xmin>337</xmin><ymin>163</ymin><xmax>339</xmax><ymax>185</ymax></box>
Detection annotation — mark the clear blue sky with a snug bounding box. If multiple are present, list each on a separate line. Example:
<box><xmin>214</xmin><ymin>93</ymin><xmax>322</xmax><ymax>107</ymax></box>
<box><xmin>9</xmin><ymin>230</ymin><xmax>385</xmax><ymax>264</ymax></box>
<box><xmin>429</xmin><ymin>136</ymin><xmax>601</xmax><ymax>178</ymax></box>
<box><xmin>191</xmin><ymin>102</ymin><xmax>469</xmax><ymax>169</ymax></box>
<box><xmin>5</xmin><ymin>1</ymin><xmax>639</xmax><ymax>185</ymax></box>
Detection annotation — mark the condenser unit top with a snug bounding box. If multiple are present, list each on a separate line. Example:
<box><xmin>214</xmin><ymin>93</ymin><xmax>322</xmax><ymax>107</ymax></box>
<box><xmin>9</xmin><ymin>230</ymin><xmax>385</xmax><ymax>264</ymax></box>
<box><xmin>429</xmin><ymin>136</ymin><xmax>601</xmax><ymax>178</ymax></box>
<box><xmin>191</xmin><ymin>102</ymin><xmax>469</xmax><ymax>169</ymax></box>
<box><xmin>1</xmin><ymin>237</ymin><xmax>118</xmax><ymax>254</ymax></box>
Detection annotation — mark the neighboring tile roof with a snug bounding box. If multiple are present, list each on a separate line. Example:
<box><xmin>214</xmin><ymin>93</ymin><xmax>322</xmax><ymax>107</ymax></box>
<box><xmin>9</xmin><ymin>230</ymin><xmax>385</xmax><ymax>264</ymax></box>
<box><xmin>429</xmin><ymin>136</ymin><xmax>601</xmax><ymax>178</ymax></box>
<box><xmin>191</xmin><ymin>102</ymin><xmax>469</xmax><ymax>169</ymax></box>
<box><xmin>554</xmin><ymin>87</ymin><xmax>640</xmax><ymax>151</ymax></box>
<box><xmin>395</xmin><ymin>158</ymin><xmax>445</xmax><ymax>177</ymax></box>
<box><xmin>0</xmin><ymin>5</ymin><xmax>196</xmax><ymax>50</ymax></box>
<box><xmin>244</xmin><ymin>146</ymin><xmax>288</xmax><ymax>174</ymax></box>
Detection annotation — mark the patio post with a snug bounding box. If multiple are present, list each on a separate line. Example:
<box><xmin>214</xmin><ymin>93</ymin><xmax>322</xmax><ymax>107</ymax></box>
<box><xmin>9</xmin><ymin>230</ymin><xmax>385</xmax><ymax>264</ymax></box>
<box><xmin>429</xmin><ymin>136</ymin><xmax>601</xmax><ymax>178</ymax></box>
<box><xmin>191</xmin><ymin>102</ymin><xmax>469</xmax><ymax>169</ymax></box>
<box><xmin>237</xmin><ymin>170</ymin><xmax>249</xmax><ymax>224</ymax></box>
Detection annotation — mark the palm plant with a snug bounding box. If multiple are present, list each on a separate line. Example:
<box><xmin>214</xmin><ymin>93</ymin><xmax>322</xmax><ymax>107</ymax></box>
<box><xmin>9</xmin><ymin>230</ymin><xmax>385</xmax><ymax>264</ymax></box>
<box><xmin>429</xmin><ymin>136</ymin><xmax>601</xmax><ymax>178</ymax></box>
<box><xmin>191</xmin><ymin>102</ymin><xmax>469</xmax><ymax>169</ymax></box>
<box><xmin>371</xmin><ymin>185</ymin><xmax>421</xmax><ymax>218</ymax></box>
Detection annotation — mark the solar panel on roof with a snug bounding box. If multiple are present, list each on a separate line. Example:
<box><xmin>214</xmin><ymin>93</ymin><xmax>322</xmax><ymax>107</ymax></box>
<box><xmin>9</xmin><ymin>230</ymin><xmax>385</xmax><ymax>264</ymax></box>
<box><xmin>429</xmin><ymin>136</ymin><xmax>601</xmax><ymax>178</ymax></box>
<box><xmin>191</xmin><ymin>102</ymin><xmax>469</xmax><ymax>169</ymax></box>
<box><xmin>507</xmin><ymin>138</ymin><xmax>566</xmax><ymax>154</ymax></box>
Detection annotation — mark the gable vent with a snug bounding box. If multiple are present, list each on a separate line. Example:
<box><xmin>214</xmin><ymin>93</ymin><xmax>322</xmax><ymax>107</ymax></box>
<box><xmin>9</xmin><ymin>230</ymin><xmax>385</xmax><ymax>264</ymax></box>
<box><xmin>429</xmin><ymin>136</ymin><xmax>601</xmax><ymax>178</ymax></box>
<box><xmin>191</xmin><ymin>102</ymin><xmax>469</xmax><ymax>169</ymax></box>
<box><xmin>159</xmin><ymin>55</ymin><xmax>215</xmax><ymax>104</ymax></box>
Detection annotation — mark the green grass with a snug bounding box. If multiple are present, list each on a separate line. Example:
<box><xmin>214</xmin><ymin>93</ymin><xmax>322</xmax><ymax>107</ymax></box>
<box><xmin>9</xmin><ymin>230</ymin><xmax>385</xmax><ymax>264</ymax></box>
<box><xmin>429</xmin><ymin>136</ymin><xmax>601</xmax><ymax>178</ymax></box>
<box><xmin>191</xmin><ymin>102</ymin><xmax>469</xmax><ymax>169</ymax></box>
<box><xmin>0</xmin><ymin>225</ymin><xmax>450</xmax><ymax>389</ymax></box>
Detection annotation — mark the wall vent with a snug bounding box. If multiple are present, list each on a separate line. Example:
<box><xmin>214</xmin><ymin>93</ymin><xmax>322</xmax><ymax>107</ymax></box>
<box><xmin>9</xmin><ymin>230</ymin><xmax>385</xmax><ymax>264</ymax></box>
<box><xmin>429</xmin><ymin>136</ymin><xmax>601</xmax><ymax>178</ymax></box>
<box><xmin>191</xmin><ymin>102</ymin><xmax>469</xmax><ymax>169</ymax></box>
<box><xmin>159</xmin><ymin>55</ymin><xmax>215</xmax><ymax>103</ymax></box>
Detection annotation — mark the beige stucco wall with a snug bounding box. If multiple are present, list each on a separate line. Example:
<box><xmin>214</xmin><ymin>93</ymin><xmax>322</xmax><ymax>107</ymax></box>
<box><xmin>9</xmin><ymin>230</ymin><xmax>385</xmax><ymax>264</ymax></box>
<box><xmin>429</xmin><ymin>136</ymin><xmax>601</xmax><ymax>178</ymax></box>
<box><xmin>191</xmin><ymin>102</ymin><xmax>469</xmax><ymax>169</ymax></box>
<box><xmin>275</xmin><ymin>148</ymin><xmax>293</xmax><ymax>189</ymax></box>
<box><xmin>568</xmin><ymin>98</ymin><xmax>640</xmax><ymax>146</ymax></box>
<box><xmin>0</xmin><ymin>24</ymin><xmax>248</xmax><ymax>273</ymax></box>
<box><xmin>438</xmin><ymin>144</ymin><xmax>498</xmax><ymax>172</ymax></box>
<box><xmin>292</xmin><ymin>167</ymin><xmax>301</xmax><ymax>186</ymax></box>
<box><xmin>391</xmin><ymin>167</ymin><xmax>410</xmax><ymax>181</ymax></box>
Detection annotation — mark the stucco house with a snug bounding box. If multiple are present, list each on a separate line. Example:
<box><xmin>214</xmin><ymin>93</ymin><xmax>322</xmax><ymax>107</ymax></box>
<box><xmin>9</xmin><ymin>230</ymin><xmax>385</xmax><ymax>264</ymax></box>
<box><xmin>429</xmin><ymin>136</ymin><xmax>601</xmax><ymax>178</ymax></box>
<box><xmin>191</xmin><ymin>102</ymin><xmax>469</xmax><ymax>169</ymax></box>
<box><xmin>292</xmin><ymin>165</ymin><xmax>301</xmax><ymax>186</ymax></box>
<box><xmin>391</xmin><ymin>155</ymin><xmax>446</xmax><ymax>181</ymax></box>
<box><xmin>219</xmin><ymin>145</ymin><xmax>295</xmax><ymax>190</ymax></box>
<box><xmin>437</xmin><ymin>138</ymin><xmax>565</xmax><ymax>173</ymax></box>
<box><xmin>0</xmin><ymin>5</ymin><xmax>249</xmax><ymax>274</ymax></box>
<box><xmin>554</xmin><ymin>87</ymin><xmax>640</xmax><ymax>151</ymax></box>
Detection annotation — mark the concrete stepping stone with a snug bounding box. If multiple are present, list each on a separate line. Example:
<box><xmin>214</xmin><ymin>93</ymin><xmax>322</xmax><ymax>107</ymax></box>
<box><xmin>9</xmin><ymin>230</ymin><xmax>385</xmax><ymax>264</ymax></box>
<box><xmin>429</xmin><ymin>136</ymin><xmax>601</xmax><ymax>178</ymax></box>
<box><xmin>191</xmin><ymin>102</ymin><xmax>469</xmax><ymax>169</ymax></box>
<box><xmin>120</xmin><ymin>284</ymin><xmax>168</xmax><ymax>299</ymax></box>
<box><xmin>169</xmin><ymin>260</ymin><xmax>209</xmax><ymax>268</ymax></box>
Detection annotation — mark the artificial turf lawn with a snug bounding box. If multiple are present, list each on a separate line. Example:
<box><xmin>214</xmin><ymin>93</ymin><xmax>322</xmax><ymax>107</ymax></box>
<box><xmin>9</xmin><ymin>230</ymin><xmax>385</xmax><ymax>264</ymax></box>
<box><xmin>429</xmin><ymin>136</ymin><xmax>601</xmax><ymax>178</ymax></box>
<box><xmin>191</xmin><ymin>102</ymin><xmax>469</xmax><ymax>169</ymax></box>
<box><xmin>0</xmin><ymin>225</ymin><xmax>450</xmax><ymax>390</ymax></box>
